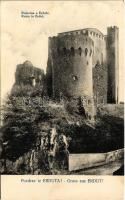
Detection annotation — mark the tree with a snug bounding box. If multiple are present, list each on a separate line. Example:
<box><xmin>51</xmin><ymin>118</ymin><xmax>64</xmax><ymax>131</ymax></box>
<box><xmin>1</xmin><ymin>94</ymin><xmax>41</xmax><ymax>161</ymax></box>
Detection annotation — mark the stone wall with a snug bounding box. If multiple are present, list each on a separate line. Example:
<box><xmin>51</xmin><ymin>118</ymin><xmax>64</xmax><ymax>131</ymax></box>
<box><xmin>47</xmin><ymin>34</ymin><xmax>94</xmax><ymax>99</ymax></box>
<box><xmin>11</xmin><ymin>61</ymin><xmax>45</xmax><ymax>96</ymax></box>
<box><xmin>69</xmin><ymin>148</ymin><xmax>124</xmax><ymax>171</ymax></box>
<box><xmin>106</xmin><ymin>26</ymin><xmax>119</xmax><ymax>103</ymax></box>
<box><xmin>93</xmin><ymin>62</ymin><xmax>108</xmax><ymax>105</ymax></box>
<box><xmin>15</xmin><ymin>61</ymin><xmax>44</xmax><ymax>86</ymax></box>
<box><xmin>47</xmin><ymin>27</ymin><xmax>119</xmax><ymax>107</ymax></box>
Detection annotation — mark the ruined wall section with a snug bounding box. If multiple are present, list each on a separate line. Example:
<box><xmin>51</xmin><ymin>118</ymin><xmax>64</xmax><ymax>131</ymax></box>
<box><xmin>15</xmin><ymin>61</ymin><xmax>44</xmax><ymax>86</ymax></box>
<box><xmin>47</xmin><ymin>34</ymin><xmax>94</xmax><ymax>99</ymax></box>
<box><xmin>87</xmin><ymin>28</ymin><xmax>107</xmax><ymax>67</ymax></box>
<box><xmin>11</xmin><ymin>61</ymin><xmax>45</xmax><ymax>96</ymax></box>
<box><xmin>93</xmin><ymin>63</ymin><xmax>107</xmax><ymax>105</ymax></box>
<box><xmin>86</xmin><ymin>29</ymin><xmax>108</xmax><ymax>105</ymax></box>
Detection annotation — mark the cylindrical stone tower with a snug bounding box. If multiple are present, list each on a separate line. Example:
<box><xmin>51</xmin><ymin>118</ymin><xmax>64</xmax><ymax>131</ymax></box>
<box><xmin>47</xmin><ymin>32</ymin><xmax>94</xmax><ymax>100</ymax></box>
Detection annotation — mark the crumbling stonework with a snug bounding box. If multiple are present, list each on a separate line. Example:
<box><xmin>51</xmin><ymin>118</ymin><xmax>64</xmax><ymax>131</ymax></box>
<box><xmin>11</xmin><ymin>60</ymin><xmax>45</xmax><ymax>96</ymax></box>
<box><xmin>93</xmin><ymin>62</ymin><xmax>108</xmax><ymax>105</ymax></box>
<box><xmin>15</xmin><ymin>60</ymin><xmax>44</xmax><ymax>87</ymax></box>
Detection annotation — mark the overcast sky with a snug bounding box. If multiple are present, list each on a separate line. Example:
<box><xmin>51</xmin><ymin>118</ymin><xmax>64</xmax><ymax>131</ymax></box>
<box><xmin>1</xmin><ymin>1</ymin><xmax>124</xmax><ymax>102</ymax></box>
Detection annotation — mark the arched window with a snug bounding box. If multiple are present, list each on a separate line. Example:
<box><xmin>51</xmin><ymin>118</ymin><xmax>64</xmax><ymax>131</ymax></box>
<box><xmin>70</xmin><ymin>47</ymin><xmax>75</xmax><ymax>56</ymax></box>
<box><xmin>85</xmin><ymin>30</ymin><xmax>88</xmax><ymax>35</ymax></box>
<box><xmin>88</xmin><ymin>99</ymin><xmax>91</xmax><ymax>104</ymax></box>
<box><xmin>78</xmin><ymin>47</ymin><xmax>82</xmax><ymax>56</ymax></box>
<box><xmin>63</xmin><ymin>47</ymin><xmax>67</xmax><ymax>56</ymax></box>
<box><xmin>85</xmin><ymin>48</ymin><xmax>88</xmax><ymax>56</ymax></box>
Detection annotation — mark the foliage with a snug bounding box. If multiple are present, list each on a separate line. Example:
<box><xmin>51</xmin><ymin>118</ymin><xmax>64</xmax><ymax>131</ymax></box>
<box><xmin>1</xmin><ymin>94</ymin><xmax>50</xmax><ymax>161</ymax></box>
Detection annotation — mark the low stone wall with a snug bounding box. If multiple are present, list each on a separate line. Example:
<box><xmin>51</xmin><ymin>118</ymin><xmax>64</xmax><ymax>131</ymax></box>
<box><xmin>69</xmin><ymin>148</ymin><xmax>124</xmax><ymax>171</ymax></box>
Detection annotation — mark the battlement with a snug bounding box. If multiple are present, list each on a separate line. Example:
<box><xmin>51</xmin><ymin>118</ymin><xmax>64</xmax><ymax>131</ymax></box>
<box><xmin>107</xmin><ymin>26</ymin><xmax>119</xmax><ymax>30</ymax></box>
<box><xmin>58</xmin><ymin>28</ymin><xmax>104</xmax><ymax>40</ymax></box>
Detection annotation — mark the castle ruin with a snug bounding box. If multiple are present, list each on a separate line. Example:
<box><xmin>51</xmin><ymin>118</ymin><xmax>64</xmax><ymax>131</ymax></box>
<box><xmin>46</xmin><ymin>26</ymin><xmax>119</xmax><ymax>118</ymax></box>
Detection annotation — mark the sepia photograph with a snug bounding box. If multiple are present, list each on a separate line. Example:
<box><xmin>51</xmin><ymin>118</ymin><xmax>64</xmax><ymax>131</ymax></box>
<box><xmin>0</xmin><ymin>1</ymin><xmax>124</xmax><ymax>176</ymax></box>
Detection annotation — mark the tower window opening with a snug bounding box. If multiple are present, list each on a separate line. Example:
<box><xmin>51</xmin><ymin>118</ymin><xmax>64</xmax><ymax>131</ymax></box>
<box><xmin>63</xmin><ymin>47</ymin><xmax>67</xmax><ymax>56</ymax></box>
<box><xmin>70</xmin><ymin>47</ymin><xmax>75</xmax><ymax>56</ymax></box>
<box><xmin>88</xmin><ymin>99</ymin><xmax>91</xmax><ymax>104</ymax></box>
<box><xmin>72</xmin><ymin>75</ymin><xmax>78</xmax><ymax>81</ymax></box>
<box><xmin>88</xmin><ymin>115</ymin><xmax>91</xmax><ymax>120</ymax></box>
<box><xmin>85</xmin><ymin>48</ymin><xmax>88</xmax><ymax>56</ymax></box>
<box><xmin>85</xmin><ymin>31</ymin><xmax>88</xmax><ymax>35</ymax></box>
<box><xmin>78</xmin><ymin>47</ymin><xmax>82</xmax><ymax>56</ymax></box>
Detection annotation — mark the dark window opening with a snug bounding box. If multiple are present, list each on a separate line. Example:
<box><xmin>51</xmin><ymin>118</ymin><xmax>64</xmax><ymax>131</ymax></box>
<box><xmin>78</xmin><ymin>47</ymin><xmax>82</xmax><ymax>56</ymax></box>
<box><xmin>88</xmin><ymin>115</ymin><xmax>91</xmax><ymax>120</ymax></box>
<box><xmin>72</xmin><ymin>75</ymin><xmax>78</xmax><ymax>81</ymax></box>
<box><xmin>63</xmin><ymin>47</ymin><xmax>67</xmax><ymax>56</ymax></box>
<box><xmin>85</xmin><ymin>48</ymin><xmax>88</xmax><ymax>56</ymax></box>
<box><xmin>85</xmin><ymin>31</ymin><xmax>88</xmax><ymax>35</ymax></box>
<box><xmin>70</xmin><ymin>47</ymin><xmax>75</xmax><ymax>56</ymax></box>
<box><xmin>88</xmin><ymin>99</ymin><xmax>91</xmax><ymax>104</ymax></box>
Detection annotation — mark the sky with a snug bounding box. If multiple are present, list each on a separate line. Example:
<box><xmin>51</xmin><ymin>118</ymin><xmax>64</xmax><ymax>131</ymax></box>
<box><xmin>1</xmin><ymin>1</ymin><xmax>124</xmax><ymax>102</ymax></box>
